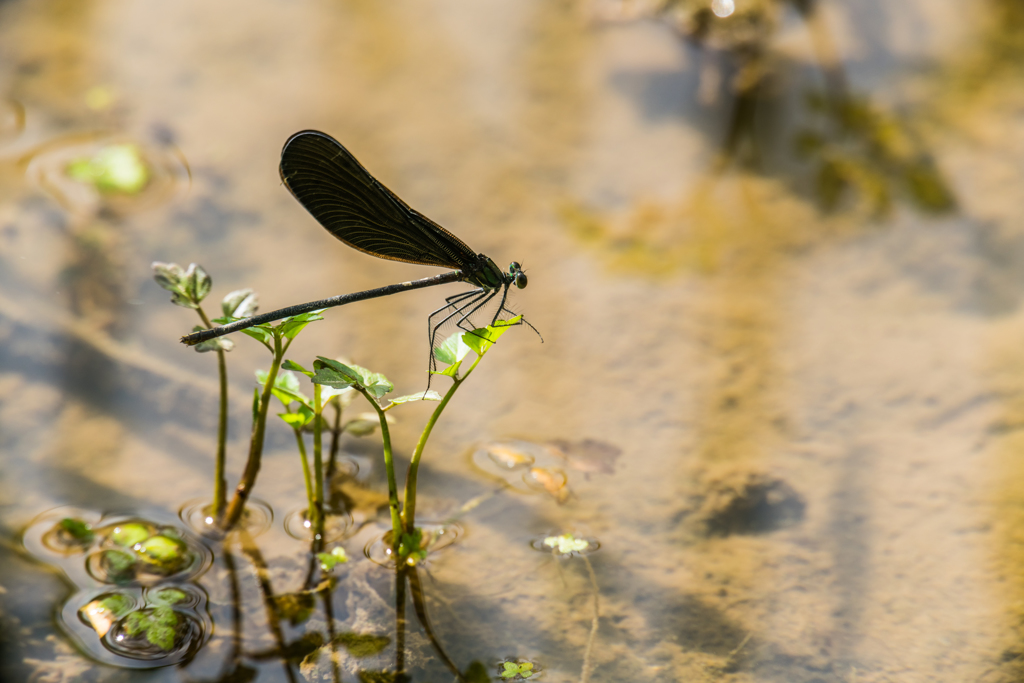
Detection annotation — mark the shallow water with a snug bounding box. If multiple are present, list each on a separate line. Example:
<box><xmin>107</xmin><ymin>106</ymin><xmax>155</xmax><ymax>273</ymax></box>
<box><xmin>2</xmin><ymin>0</ymin><xmax>1024</xmax><ymax>681</ymax></box>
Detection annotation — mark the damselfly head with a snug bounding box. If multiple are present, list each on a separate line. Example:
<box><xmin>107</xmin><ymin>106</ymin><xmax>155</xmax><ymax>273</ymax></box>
<box><xmin>509</xmin><ymin>262</ymin><xmax>528</xmax><ymax>289</ymax></box>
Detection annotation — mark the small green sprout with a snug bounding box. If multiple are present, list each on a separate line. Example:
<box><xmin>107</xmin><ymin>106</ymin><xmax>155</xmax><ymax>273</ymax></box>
<box><xmin>67</xmin><ymin>143</ymin><xmax>150</xmax><ymax>194</ymax></box>
<box><xmin>500</xmin><ymin>660</ymin><xmax>537</xmax><ymax>679</ymax></box>
<box><xmin>397</xmin><ymin>528</ymin><xmax>428</xmax><ymax>566</ymax></box>
<box><xmin>543</xmin><ymin>534</ymin><xmax>590</xmax><ymax>556</ymax></box>
<box><xmin>316</xmin><ymin>547</ymin><xmax>349</xmax><ymax>572</ymax></box>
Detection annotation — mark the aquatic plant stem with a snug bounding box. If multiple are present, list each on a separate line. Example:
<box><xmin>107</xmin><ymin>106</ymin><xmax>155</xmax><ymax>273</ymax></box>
<box><xmin>287</xmin><ymin>414</ymin><xmax>315</xmax><ymax>526</ymax></box>
<box><xmin>196</xmin><ymin>306</ymin><xmax>228</xmax><ymax>521</ymax></box>
<box><xmin>579</xmin><ymin>555</ymin><xmax>600</xmax><ymax>683</ymax></box>
<box><xmin>402</xmin><ymin>353</ymin><xmax>483</xmax><ymax>532</ymax></box>
<box><xmin>361</xmin><ymin>390</ymin><xmax>404</xmax><ymax>546</ymax></box>
<box><xmin>326</xmin><ymin>400</ymin><xmax>343</xmax><ymax>480</ymax></box>
<box><xmin>312</xmin><ymin>383</ymin><xmax>325</xmax><ymax>541</ymax></box>
<box><xmin>223</xmin><ymin>334</ymin><xmax>291</xmax><ymax>529</ymax></box>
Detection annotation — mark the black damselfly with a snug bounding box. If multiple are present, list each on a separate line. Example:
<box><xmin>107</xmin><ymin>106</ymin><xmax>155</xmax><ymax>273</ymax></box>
<box><xmin>181</xmin><ymin>130</ymin><xmax>539</xmax><ymax>367</ymax></box>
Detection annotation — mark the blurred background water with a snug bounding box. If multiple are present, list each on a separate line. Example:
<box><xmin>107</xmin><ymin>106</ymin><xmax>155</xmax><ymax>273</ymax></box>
<box><xmin>2</xmin><ymin>0</ymin><xmax>1024</xmax><ymax>681</ymax></box>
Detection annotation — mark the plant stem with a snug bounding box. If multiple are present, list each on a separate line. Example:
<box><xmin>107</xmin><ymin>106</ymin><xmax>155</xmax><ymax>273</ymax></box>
<box><xmin>312</xmin><ymin>383</ymin><xmax>324</xmax><ymax>541</ymax></box>
<box><xmin>402</xmin><ymin>353</ymin><xmax>483</xmax><ymax>532</ymax></box>
<box><xmin>326</xmin><ymin>399</ymin><xmax>342</xmax><ymax>480</ymax></box>
<box><xmin>362</xmin><ymin>390</ymin><xmax>403</xmax><ymax>546</ymax></box>
<box><xmin>196</xmin><ymin>306</ymin><xmax>228</xmax><ymax>521</ymax></box>
<box><xmin>223</xmin><ymin>334</ymin><xmax>289</xmax><ymax>529</ymax></box>
<box><xmin>289</xmin><ymin>419</ymin><xmax>314</xmax><ymax>524</ymax></box>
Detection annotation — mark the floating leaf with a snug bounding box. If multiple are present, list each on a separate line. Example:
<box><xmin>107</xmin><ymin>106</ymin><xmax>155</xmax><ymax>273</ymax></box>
<box><xmin>317</xmin><ymin>547</ymin><xmax>349</xmax><ymax>572</ymax></box>
<box><xmin>58</xmin><ymin>517</ymin><xmax>94</xmax><ymax>544</ymax></box>
<box><xmin>543</xmin><ymin>533</ymin><xmax>590</xmax><ymax>555</ymax></box>
<box><xmin>149</xmin><ymin>588</ymin><xmax>187</xmax><ymax>606</ymax></box>
<box><xmin>68</xmin><ymin>143</ymin><xmax>150</xmax><ymax>194</ymax></box>
<box><xmin>111</xmin><ymin>523</ymin><xmax>150</xmax><ymax>547</ymax></box>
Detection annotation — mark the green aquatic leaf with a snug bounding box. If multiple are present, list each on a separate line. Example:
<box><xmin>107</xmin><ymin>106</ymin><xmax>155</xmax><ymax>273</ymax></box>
<box><xmin>147</xmin><ymin>624</ymin><xmax>176</xmax><ymax>651</ymax></box>
<box><xmin>138</xmin><ymin>535</ymin><xmax>187</xmax><ymax>568</ymax></box>
<box><xmin>99</xmin><ymin>593</ymin><xmax>133</xmax><ymax>618</ymax></box>
<box><xmin>317</xmin><ymin>547</ymin><xmax>349</xmax><ymax>572</ymax></box>
<box><xmin>68</xmin><ymin>143</ymin><xmax>150</xmax><ymax>194</ymax></box>
<box><xmin>222</xmin><ymin>288</ymin><xmax>258</xmax><ymax>318</ymax></box>
<box><xmin>111</xmin><ymin>523</ymin><xmax>150</xmax><ymax>547</ymax></box>
<box><xmin>58</xmin><ymin>518</ymin><xmax>94</xmax><ymax>544</ymax></box>
<box><xmin>501</xmin><ymin>662</ymin><xmax>519</xmax><ymax>678</ymax></box>
<box><xmin>149</xmin><ymin>588</ymin><xmax>187</xmax><ymax>606</ymax></box>
<box><xmin>543</xmin><ymin>533</ymin><xmax>590</xmax><ymax>555</ymax></box>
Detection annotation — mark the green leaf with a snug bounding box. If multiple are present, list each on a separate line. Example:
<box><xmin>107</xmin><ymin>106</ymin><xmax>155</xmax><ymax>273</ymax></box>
<box><xmin>149</xmin><ymin>588</ymin><xmax>187</xmax><ymax>606</ymax></box>
<box><xmin>169</xmin><ymin>290</ymin><xmax>198</xmax><ymax>309</ymax></box>
<box><xmin>279</xmin><ymin>406</ymin><xmax>314</xmax><ymax>429</ymax></box>
<box><xmin>150</xmin><ymin>605</ymin><xmax>178</xmax><ymax>627</ymax></box>
<box><xmin>242</xmin><ymin>325</ymin><xmax>274</xmax><ymax>347</ymax></box>
<box><xmin>99</xmin><ymin>593</ymin><xmax>133</xmax><ymax>618</ymax></box>
<box><xmin>68</xmin><ymin>144</ymin><xmax>150</xmax><ymax>194</ymax></box>
<box><xmin>317</xmin><ymin>547</ymin><xmax>349</xmax><ymax>572</ymax></box>
<box><xmin>353</xmin><ymin>368</ymin><xmax>393</xmax><ymax>399</ymax></box>
<box><xmin>124</xmin><ymin>611</ymin><xmax>146</xmax><ymax>636</ymax></box>
<box><xmin>462</xmin><ymin>316</ymin><xmax>521</xmax><ymax>355</ymax></box>
<box><xmin>58</xmin><ymin>518</ymin><xmax>94</xmax><ymax>543</ymax></box>
<box><xmin>194</xmin><ymin>331</ymin><xmax>234</xmax><ymax>353</ymax></box>
<box><xmin>151</xmin><ymin>262</ymin><xmax>186</xmax><ymax>292</ymax></box>
<box><xmin>389</xmin><ymin>391</ymin><xmax>442</xmax><ymax>405</ymax></box>
<box><xmin>222</xmin><ymin>288</ymin><xmax>258</xmax><ymax>318</ymax></box>
<box><xmin>138</xmin><ymin>535</ymin><xmax>187</xmax><ymax>566</ymax></box>
<box><xmin>312</xmin><ymin>358</ymin><xmax>362</xmax><ymax>390</ymax></box>
<box><xmin>183</xmin><ymin>264</ymin><xmax>212</xmax><ymax>303</ymax></box>
<box><xmin>501</xmin><ymin>662</ymin><xmax>518</xmax><ymax>678</ymax></box>
<box><xmin>147</xmin><ymin>624</ymin><xmax>176</xmax><ymax>651</ymax></box>
<box><xmin>278</xmin><ymin>310</ymin><xmax>324</xmax><ymax>340</ymax></box>
<box><xmin>282</xmin><ymin>359</ymin><xmax>313</xmax><ymax>377</ymax></box>
<box><xmin>430</xmin><ymin>362</ymin><xmax>461</xmax><ymax>378</ymax></box>
<box><xmin>111</xmin><ymin>523</ymin><xmax>150</xmax><ymax>547</ymax></box>
<box><xmin>434</xmin><ymin>331</ymin><xmax>472</xmax><ymax>366</ymax></box>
